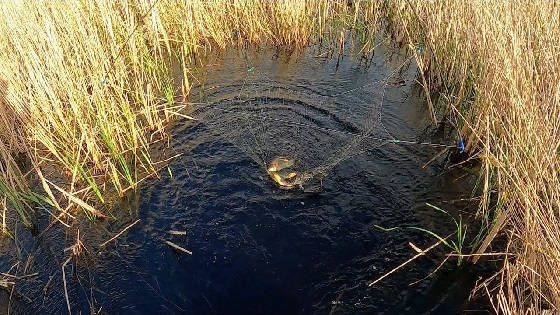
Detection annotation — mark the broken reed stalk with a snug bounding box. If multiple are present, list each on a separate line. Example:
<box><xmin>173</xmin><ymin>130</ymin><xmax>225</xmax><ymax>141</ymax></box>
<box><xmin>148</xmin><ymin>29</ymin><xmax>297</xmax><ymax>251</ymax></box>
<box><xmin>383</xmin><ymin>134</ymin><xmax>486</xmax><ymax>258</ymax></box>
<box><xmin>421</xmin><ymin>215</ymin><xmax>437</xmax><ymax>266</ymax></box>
<box><xmin>0</xmin><ymin>272</ymin><xmax>38</xmax><ymax>280</ymax></box>
<box><xmin>42</xmin><ymin>275</ymin><xmax>54</xmax><ymax>297</ymax></box>
<box><xmin>368</xmin><ymin>234</ymin><xmax>451</xmax><ymax>287</ymax></box>
<box><xmin>100</xmin><ymin>219</ymin><xmax>141</xmax><ymax>247</ymax></box>
<box><xmin>164</xmin><ymin>240</ymin><xmax>193</xmax><ymax>255</ymax></box>
<box><xmin>62</xmin><ymin>256</ymin><xmax>72</xmax><ymax>315</ymax></box>
<box><xmin>168</xmin><ymin>230</ymin><xmax>187</xmax><ymax>236</ymax></box>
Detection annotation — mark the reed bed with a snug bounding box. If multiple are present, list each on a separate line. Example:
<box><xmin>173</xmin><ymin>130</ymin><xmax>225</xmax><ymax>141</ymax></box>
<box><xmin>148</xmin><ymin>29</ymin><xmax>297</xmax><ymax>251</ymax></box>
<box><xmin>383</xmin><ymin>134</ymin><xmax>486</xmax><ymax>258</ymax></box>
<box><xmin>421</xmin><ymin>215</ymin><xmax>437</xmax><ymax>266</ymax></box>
<box><xmin>0</xmin><ymin>0</ymin><xmax>557</xmax><ymax>313</ymax></box>
<box><xmin>0</xmin><ymin>1</ymin><xmax>381</xmax><ymax>225</ymax></box>
<box><xmin>389</xmin><ymin>1</ymin><xmax>560</xmax><ymax>313</ymax></box>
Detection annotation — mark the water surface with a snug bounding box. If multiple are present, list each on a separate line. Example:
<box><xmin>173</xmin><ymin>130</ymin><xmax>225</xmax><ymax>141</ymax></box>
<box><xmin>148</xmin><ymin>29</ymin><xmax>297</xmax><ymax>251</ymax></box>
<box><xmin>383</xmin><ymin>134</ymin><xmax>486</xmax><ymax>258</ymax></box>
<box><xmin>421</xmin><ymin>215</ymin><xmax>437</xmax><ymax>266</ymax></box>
<box><xmin>0</xmin><ymin>42</ymin><xmax>485</xmax><ymax>314</ymax></box>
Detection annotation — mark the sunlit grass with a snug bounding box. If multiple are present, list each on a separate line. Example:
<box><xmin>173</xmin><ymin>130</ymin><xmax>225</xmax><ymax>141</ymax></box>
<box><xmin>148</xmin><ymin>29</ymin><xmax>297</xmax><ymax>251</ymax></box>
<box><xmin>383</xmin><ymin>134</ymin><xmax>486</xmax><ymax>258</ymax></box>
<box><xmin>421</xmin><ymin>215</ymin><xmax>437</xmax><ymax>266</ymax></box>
<box><xmin>391</xmin><ymin>1</ymin><xmax>560</xmax><ymax>312</ymax></box>
<box><xmin>0</xmin><ymin>0</ymin><xmax>557</xmax><ymax>313</ymax></box>
<box><xmin>0</xmin><ymin>1</ymin><xmax>381</xmax><ymax>226</ymax></box>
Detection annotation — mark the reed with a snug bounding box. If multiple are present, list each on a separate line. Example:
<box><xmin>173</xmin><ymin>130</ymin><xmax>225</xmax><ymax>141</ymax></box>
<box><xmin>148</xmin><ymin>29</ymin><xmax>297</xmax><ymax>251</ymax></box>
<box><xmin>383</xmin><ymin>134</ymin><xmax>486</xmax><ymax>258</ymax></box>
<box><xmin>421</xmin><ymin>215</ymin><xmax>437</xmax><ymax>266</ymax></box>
<box><xmin>1</xmin><ymin>0</ymin><xmax>557</xmax><ymax>313</ymax></box>
<box><xmin>0</xmin><ymin>2</ymin><xmax>381</xmax><ymax>224</ymax></box>
<box><xmin>0</xmin><ymin>1</ymin><xmax>173</xmax><ymax>223</ymax></box>
<box><xmin>390</xmin><ymin>1</ymin><xmax>560</xmax><ymax>313</ymax></box>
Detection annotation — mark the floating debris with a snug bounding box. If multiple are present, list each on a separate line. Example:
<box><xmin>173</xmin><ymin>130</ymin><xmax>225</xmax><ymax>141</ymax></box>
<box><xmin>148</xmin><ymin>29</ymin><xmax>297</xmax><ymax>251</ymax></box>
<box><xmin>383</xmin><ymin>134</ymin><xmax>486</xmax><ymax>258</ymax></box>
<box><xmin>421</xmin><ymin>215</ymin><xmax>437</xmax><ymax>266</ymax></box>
<box><xmin>164</xmin><ymin>240</ymin><xmax>193</xmax><ymax>255</ymax></box>
<box><xmin>168</xmin><ymin>230</ymin><xmax>187</xmax><ymax>236</ymax></box>
<box><xmin>100</xmin><ymin>219</ymin><xmax>140</xmax><ymax>247</ymax></box>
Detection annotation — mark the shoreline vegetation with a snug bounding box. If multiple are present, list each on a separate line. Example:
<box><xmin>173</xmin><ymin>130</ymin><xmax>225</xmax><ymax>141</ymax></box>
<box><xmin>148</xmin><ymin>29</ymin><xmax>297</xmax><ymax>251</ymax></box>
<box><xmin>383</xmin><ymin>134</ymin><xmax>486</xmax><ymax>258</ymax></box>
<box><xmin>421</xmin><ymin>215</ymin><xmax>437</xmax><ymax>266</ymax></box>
<box><xmin>0</xmin><ymin>1</ymin><xmax>558</xmax><ymax>313</ymax></box>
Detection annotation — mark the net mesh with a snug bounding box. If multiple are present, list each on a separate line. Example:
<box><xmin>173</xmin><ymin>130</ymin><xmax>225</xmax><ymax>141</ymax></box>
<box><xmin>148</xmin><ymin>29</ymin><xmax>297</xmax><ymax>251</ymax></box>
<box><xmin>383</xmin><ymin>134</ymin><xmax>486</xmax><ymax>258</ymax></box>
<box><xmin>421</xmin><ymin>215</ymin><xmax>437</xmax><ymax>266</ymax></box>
<box><xmin>190</xmin><ymin>58</ymin><xmax>404</xmax><ymax>190</ymax></box>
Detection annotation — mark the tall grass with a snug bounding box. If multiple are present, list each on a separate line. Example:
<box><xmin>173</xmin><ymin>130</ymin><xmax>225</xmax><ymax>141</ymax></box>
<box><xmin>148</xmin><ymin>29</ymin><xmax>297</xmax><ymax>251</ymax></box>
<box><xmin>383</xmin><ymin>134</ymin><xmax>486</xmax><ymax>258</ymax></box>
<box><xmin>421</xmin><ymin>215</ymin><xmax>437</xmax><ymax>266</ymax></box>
<box><xmin>389</xmin><ymin>1</ymin><xmax>560</xmax><ymax>313</ymax></box>
<box><xmin>0</xmin><ymin>0</ymin><xmax>557</xmax><ymax>313</ymax></box>
<box><xmin>0</xmin><ymin>2</ymin><xmax>381</xmax><ymax>224</ymax></box>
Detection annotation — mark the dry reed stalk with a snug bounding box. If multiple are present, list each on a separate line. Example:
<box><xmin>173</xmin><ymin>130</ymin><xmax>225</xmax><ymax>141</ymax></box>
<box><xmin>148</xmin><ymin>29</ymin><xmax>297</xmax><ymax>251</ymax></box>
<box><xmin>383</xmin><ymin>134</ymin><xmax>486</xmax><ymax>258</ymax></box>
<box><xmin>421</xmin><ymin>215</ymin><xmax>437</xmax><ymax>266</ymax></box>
<box><xmin>391</xmin><ymin>1</ymin><xmax>560</xmax><ymax>312</ymax></box>
<box><xmin>100</xmin><ymin>219</ymin><xmax>140</xmax><ymax>247</ymax></box>
<box><xmin>368</xmin><ymin>234</ymin><xmax>451</xmax><ymax>287</ymax></box>
<box><xmin>164</xmin><ymin>240</ymin><xmax>193</xmax><ymax>255</ymax></box>
<box><xmin>62</xmin><ymin>256</ymin><xmax>72</xmax><ymax>315</ymax></box>
<box><xmin>168</xmin><ymin>230</ymin><xmax>187</xmax><ymax>236</ymax></box>
<box><xmin>0</xmin><ymin>0</ymin><xmax>382</xmax><ymax>230</ymax></box>
<box><xmin>4</xmin><ymin>1</ymin><xmax>555</xmax><ymax>313</ymax></box>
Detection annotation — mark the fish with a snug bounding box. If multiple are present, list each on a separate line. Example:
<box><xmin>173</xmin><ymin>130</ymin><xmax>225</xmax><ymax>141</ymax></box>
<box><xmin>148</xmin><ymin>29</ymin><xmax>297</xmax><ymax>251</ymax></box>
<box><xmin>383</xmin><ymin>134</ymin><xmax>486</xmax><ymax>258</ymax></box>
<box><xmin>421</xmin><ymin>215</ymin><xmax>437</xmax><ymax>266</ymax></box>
<box><xmin>267</xmin><ymin>157</ymin><xmax>300</xmax><ymax>189</ymax></box>
<box><xmin>284</xmin><ymin>172</ymin><xmax>297</xmax><ymax>180</ymax></box>
<box><xmin>267</xmin><ymin>157</ymin><xmax>295</xmax><ymax>172</ymax></box>
<box><xmin>268</xmin><ymin>170</ymin><xmax>300</xmax><ymax>189</ymax></box>
<box><xmin>266</xmin><ymin>157</ymin><xmax>315</xmax><ymax>190</ymax></box>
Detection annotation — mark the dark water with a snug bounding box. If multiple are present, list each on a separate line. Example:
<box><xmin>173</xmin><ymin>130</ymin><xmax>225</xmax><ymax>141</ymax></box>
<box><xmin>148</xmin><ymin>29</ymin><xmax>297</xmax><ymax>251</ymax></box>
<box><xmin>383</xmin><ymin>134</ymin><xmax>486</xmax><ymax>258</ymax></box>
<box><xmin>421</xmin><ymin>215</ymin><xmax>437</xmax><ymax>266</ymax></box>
<box><xmin>0</xmin><ymin>42</ymin><xmax>489</xmax><ymax>314</ymax></box>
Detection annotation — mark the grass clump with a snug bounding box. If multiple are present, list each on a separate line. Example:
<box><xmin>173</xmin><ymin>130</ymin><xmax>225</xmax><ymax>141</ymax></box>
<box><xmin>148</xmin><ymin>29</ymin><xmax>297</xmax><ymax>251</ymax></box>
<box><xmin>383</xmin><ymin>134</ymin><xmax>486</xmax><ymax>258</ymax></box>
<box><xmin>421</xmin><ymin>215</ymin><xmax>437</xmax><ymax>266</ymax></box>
<box><xmin>0</xmin><ymin>1</ymin><xmax>382</xmax><ymax>227</ymax></box>
<box><xmin>0</xmin><ymin>1</ymin><xmax>175</xmax><ymax>224</ymax></box>
<box><xmin>375</xmin><ymin>202</ymin><xmax>469</xmax><ymax>266</ymax></box>
<box><xmin>390</xmin><ymin>1</ymin><xmax>560</xmax><ymax>313</ymax></box>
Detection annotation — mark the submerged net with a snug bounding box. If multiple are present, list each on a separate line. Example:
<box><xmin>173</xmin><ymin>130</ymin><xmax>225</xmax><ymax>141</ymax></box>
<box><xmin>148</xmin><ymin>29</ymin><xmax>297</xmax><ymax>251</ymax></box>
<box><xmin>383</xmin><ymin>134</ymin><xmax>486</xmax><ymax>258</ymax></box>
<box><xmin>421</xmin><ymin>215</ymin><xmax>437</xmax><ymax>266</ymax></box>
<box><xmin>190</xmin><ymin>55</ymin><xmax>408</xmax><ymax>191</ymax></box>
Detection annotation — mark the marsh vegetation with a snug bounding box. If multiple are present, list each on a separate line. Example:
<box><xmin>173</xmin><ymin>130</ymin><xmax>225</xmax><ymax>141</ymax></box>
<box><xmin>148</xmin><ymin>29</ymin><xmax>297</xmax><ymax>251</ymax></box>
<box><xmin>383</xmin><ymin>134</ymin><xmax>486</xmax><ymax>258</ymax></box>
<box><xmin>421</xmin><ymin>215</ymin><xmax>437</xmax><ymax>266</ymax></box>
<box><xmin>0</xmin><ymin>1</ymin><xmax>558</xmax><ymax>313</ymax></box>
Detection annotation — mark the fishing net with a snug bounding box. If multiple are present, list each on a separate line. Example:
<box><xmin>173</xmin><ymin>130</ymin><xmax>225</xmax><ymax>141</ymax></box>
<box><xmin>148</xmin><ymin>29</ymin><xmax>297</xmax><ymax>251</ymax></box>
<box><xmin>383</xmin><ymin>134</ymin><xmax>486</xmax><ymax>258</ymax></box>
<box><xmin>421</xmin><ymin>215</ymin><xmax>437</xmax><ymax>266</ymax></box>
<box><xmin>190</xmin><ymin>55</ymin><xmax>406</xmax><ymax>191</ymax></box>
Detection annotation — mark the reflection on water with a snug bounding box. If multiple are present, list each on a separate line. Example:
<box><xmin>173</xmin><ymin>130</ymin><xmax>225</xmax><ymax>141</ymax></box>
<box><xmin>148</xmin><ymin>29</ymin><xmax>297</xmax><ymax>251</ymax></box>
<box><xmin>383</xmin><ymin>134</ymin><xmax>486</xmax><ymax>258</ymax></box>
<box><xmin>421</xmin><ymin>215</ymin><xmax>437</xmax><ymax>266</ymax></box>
<box><xmin>0</xmin><ymin>41</ymin><xmax>488</xmax><ymax>314</ymax></box>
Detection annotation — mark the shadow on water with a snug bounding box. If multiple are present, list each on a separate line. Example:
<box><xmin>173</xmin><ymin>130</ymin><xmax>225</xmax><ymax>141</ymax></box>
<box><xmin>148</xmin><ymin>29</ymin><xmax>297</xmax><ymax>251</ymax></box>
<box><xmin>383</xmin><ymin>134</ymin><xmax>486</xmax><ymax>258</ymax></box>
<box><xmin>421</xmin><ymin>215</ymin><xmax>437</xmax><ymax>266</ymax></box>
<box><xmin>0</xmin><ymin>40</ymin><xmax>493</xmax><ymax>314</ymax></box>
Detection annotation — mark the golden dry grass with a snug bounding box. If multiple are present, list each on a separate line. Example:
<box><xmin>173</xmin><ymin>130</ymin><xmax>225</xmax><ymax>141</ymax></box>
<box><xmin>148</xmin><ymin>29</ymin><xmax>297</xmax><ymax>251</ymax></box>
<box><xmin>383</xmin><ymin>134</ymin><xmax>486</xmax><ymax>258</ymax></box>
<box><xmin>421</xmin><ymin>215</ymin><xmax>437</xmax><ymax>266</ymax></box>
<box><xmin>392</xmin><ymin>1</ymin><xmax>560</xmax><ymax>313</ymax></box>
<box><xmin>0</xmin><ymin>1</ymin><xmax>380</xmax><ymax>223</ymax></box>
<box><xmin>0</xmin><ymin>0</ymin><xmax>558</xmax><ymax>313</ymax></box>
